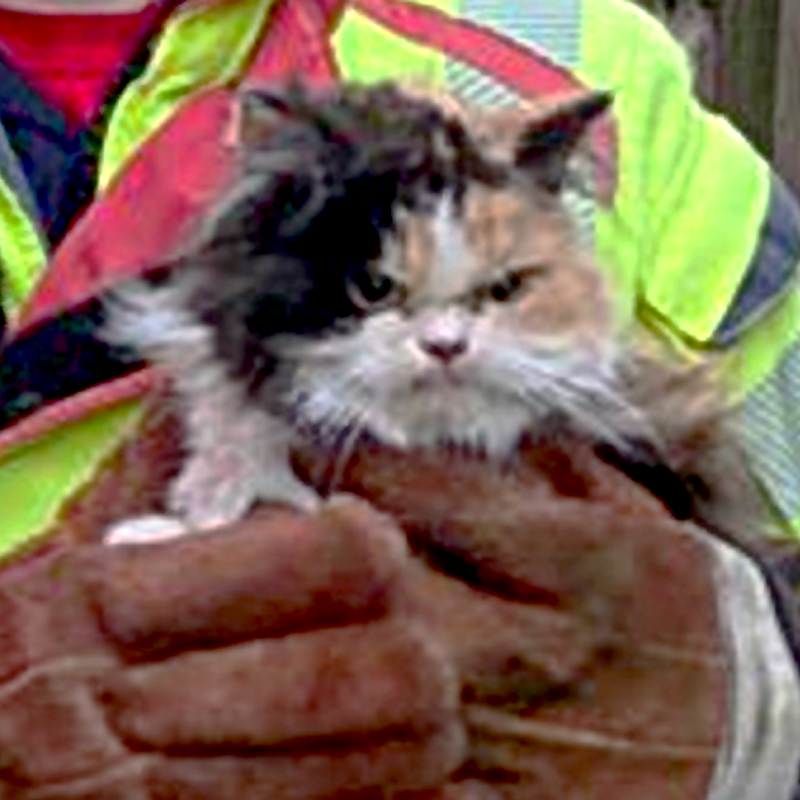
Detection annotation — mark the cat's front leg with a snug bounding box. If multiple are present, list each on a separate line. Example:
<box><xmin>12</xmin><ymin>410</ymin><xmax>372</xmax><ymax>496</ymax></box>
<box><xmin>168</xmin><ymin>433</ymin><xmax>320</xmax><ymax>530</ymax></box>
<box><xmin>104</xmin><ymin>447</ymin><xmax>319</xmax><ymax>544</ymax></box>
<box><xmin>105</xmin><ymin>404</ymin><xmax>319</xmax><ymax>545</ymax></box>
<box><xmin>169</xmin><ymin>396</ymin><xmax>321</xmax><ymax>528</ymax></box>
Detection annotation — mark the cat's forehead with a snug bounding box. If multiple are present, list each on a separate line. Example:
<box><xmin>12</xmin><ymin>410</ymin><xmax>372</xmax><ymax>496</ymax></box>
<box><xmin>390</xmin><ymin>181</ymin><xmax>557</xmax><ymax>302</ymax></box>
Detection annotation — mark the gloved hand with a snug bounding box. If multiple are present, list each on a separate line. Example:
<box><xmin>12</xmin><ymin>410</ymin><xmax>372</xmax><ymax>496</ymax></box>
<box><xmin>308</xmin><ymin>438</ymin><xmax>728</xmax><ymax>800</ymax></box>
<box><xmin>0</xmin><ymin>404</ymin><xmax>729</xmax><ymax>800</ymax></box>
<box><xmin>0</xmin><ymin>497</ymin><xmax>464</xmax><ymax>799</ymax></box>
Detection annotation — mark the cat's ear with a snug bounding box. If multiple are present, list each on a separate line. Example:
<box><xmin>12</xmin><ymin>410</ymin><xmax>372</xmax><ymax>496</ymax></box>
<box><xmin>514</xmin><ymin>91</ymin><xmax>612</xmax><ymax>193</ymax></box>
<box><xmin>235</xmin><ymin>87</ymin><xmax>298</xmax><ymax>145</ymax></box>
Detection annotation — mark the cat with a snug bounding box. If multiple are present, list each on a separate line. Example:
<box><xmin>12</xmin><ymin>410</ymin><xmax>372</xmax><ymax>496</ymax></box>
<box><xmin>100</xmin><ymin>81</ymin><xmax>715</xmax><ymax>541</ymax></box>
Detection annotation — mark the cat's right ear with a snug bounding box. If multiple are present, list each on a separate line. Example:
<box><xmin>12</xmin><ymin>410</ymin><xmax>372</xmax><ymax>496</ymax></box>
<box><xmin>515</xmin><ymin>91</ymin><xmax>613</xmax><ymax>193</ymax></box>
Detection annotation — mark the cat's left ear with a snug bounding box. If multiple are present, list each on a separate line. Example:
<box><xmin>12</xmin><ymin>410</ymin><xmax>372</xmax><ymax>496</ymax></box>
<box><xmin>515</xmin><ymin>91</ymin><xmax>613</xmax><ymax>193</ymax></box>
<box><xmin>235</xmin><ymin>87</ymin><xmax>298</xmax><ymax>145</ymax></box>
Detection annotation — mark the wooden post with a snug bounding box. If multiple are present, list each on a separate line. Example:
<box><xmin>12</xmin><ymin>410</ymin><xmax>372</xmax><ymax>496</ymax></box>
<box><xmin>628</xmin><ymin>1</ymin><xmax>720</xmax><ymax>106</ymax></box>
<box><xmin>623</xmin><ymin>0</ymin><xmax>796</xmax><ymax>191</ymax></box>
<box><xmin>774</xmin><ymin>0</ymin><xmax>800</xmax><ymax>196</ymax></box>
<box><xmin>632</xmin><ymin>0</ymin><xmax>664</xmax><ymax>13</ymax></box>
<box><xmin>715</xmin><ymin>0</ymin><xmax>781</xmax><ymax>159</ymax></box>
<box><xmin>667</xmin><ymin>1</ymin><xmax>720</xmax><ymax>104</ymax></box>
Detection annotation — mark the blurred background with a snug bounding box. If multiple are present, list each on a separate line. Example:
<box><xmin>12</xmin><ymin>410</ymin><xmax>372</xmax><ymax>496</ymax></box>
<box><xmin>633</xmin><ymin>0</ymin><xmax>798</xmax><ymax>195</ymax></box>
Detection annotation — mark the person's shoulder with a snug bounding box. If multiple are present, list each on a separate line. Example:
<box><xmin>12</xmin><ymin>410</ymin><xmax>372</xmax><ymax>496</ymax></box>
<box><xmin>584</xmin><ymin>0</ymin><xmax>677</xmax><ymax>43</ymax></box>
<box><xmin>580</xmin><ymin>0</ymin><xmax>693</xmax><ymax>87</ymax></box>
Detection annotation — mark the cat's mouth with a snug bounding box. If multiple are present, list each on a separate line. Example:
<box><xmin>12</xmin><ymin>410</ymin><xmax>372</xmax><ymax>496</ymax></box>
<box><xmin>410</xmin><ymin>366</ymin><xmax>466</xmax><ymax>390</ymax></box>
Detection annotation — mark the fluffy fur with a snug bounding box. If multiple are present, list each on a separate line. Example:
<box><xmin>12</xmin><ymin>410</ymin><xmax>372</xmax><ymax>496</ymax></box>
<box><xmin>101</xmin><ymin>82</ymin><xmax>752</xmax><ymax>535</ymax></box>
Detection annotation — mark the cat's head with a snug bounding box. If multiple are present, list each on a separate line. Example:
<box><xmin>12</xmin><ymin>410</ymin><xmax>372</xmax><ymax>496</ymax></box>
<box><xmin>178</xmin><ymin>83</ymin><xmax>645</xmax><ymax>455</ymax></box>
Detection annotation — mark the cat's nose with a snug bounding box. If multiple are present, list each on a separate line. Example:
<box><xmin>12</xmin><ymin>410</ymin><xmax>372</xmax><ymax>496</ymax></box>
<box><xmin>417</xmin><ymin>310</ymin><xmax>471</xmax><ymax>365</ymax></box>
<box><xmin>419</xmin><ymin>335</ymin><xmax>469</xmax><ymax>364</ymax></box>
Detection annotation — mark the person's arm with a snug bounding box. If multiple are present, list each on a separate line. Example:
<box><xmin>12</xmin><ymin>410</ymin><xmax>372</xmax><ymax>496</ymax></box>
<box><xmin>623</xmin><ymin>7</ymin><xmax>792</xmax><ymax>349</ymax></box>
<box><xmin>597</xmin><ymin>2</ymin><xmax>800</xmax><ymax>532</ymax></box>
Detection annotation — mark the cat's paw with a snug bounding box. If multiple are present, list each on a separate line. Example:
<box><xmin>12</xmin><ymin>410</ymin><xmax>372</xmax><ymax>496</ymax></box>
<box><xmin>169</xmin><ymin>453</ymin><xmax>321</xmax><ymax>529</ymax></box>
<box><xmin>104</xmin><ymin>515</ymin><xmax>191</xmax><ymax>546</ymax></box>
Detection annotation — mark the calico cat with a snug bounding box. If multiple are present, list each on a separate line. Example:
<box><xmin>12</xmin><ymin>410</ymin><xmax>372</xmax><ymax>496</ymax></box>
<box><xmin>101</xmin><ymin>82</ymin><xmax>720</xmax><ymax>538</ymax></box>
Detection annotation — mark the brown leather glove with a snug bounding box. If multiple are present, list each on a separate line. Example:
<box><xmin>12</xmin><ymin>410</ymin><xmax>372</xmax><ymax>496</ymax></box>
<box><xmin>0</xmin><ymin>498</ymin><xmax>464</xmax><ymax>799</ymax></box>
<box><xmin>0</xmin><ymin>402</ymin><xmax>729</xmax><ymax>800</ymax></box>
<box><xmin>307</xmin><ymin>438</ymin><xmax>728</xmax><ymax>800</ymax></box>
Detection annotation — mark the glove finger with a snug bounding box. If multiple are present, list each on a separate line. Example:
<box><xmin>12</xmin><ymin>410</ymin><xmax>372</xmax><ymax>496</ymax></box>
<box><xmin>441</xmin><ymin>781</ymin><xmax>506</xmax><ymax>799</ymax></box>
<box><xmin>98</xmin><ymin>621</ymin><xmax>458</xmax><ymax>753</ymax></box>
<box><xmin>298</xmin><ymin>443</ymin><xmax>657</xmax><ymax>604</ymax></box>
<box><xmin>74</xmin><ymin>499</ymin><xmax>408</xmax><ymax>662</ymax></box>
<box><xmin>12</xmin><ymin>727</ymin><xmax>465</xmax><ymax>800</ymax></box>
<box><xmin>315</xmin><ymin>444</ymin><xmax>718</xmax><ymax>653</ymax></box>
<box><xmin>147</xmin><ymin>725</ymin><xmax>465</xmax><ymax>800</ymax></box>
<box><xmin>405</xmin><ymin>565</ymin><xmax>596</xmax><ymax>707</ymax></box>
<box><xmin>461</xmin><ymin>715</ymin><xmax>717</xmax><ymax>800</ymax></box>
<box><xmin>0</xmin><ymin>660</ymin><xmax>125</xmax><ymax>789</ymax></box>
<box><xmin>0</xmin><ymin>546</ymin><xmax>113</xmax><ymax>688</ymax></box>
<box><xmin>398</xmin><ymin>780</ymin><xmax>506</xmax><ymax>799</ymax></box>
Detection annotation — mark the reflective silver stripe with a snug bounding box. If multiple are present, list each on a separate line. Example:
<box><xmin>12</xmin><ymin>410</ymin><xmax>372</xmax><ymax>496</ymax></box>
<box><xmin>444</xmin><ymin>0</ymin><xmax>581</xmax><ymax>107</ymax></box>
<box><xmin>741</xmin><ymin>335</ymin><xmax>800</xmax><ymax>524</ymax></box>
<box><xmin>444</xmin><ymin>0</ymin><xmax>594</xmax><ymax>244</ymax></box>
<box><xmin>455</xmin><ymin>0</ymin><xmax>581</xmax><ymax>68</ymax></box>
<box><xmin>445</xmin><ymin>62</ymin><xmax>520</xmax><ymax>108</ymax></box>
<box><xmin>714</xmin><ymin>177</ymin><xmax>800</xmax><ymax>347</ymax></box>
<box><xmin>445</xmin><ymin>0</ymin><xmax>581</xmax><ymax>105</ymax></box>
<box><xmin>706</xmin><ymin>536</ymin><xmax>800</xmax><ymax>800</ymax></box>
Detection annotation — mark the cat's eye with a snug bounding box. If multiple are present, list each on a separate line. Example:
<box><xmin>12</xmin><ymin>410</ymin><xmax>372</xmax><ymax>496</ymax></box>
<box><xmin>482</xmin><ymin>265</ymin><xmax>546</xmax><ymax>304</ymax></box>
<box><xmin>346</xmin><ymin>269</ymin><xmax>405</xmax><ymax>313</ymax></box>
<box><xmin>489</xmin><ymin>272</ymin><xmax>524</xmax><ymax>302</ymax></box>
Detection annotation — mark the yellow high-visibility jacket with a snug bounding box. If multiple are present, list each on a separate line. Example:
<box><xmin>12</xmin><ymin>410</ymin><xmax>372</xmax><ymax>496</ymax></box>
<box><xmin>0</xmin><ymin>0</ymin><xmax>798</xmax><ymax>550</ymax></box>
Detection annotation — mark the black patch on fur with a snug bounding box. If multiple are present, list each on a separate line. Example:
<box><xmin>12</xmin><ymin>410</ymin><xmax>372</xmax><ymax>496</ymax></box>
<box><xmin>178</xmin><ymin>83</ymin><xmax>507</xmax><ymax>397</ymax></box>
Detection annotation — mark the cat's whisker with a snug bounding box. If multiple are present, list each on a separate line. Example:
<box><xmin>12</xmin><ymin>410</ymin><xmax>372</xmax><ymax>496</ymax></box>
<box><xmin>291</xmin><ymin>365</ymin><xmax>373</xmax><ymax>492</ymax></box>
<box><xmin>326</xmin><ymin>413</ymin><xmax>367</xmax><ymax>495</ymax></box>
<box><xmin>493</xmin><ymin>347</ymin><xmax>656</xmax><ymax>450</ymax></box>
<box><xmin>289</xmin><ymin>363</ymin><xmax>374</xmax><ymax>439</ymax></box>
<box><xmin>555</xmin><ymin>373</ymin><xmax>658</xmax><ymax>446</ymax></box>
<box><xmin>527</xmin><ymin>371</ymin><xmax>654</xmax><ymax>449</ymax></box>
